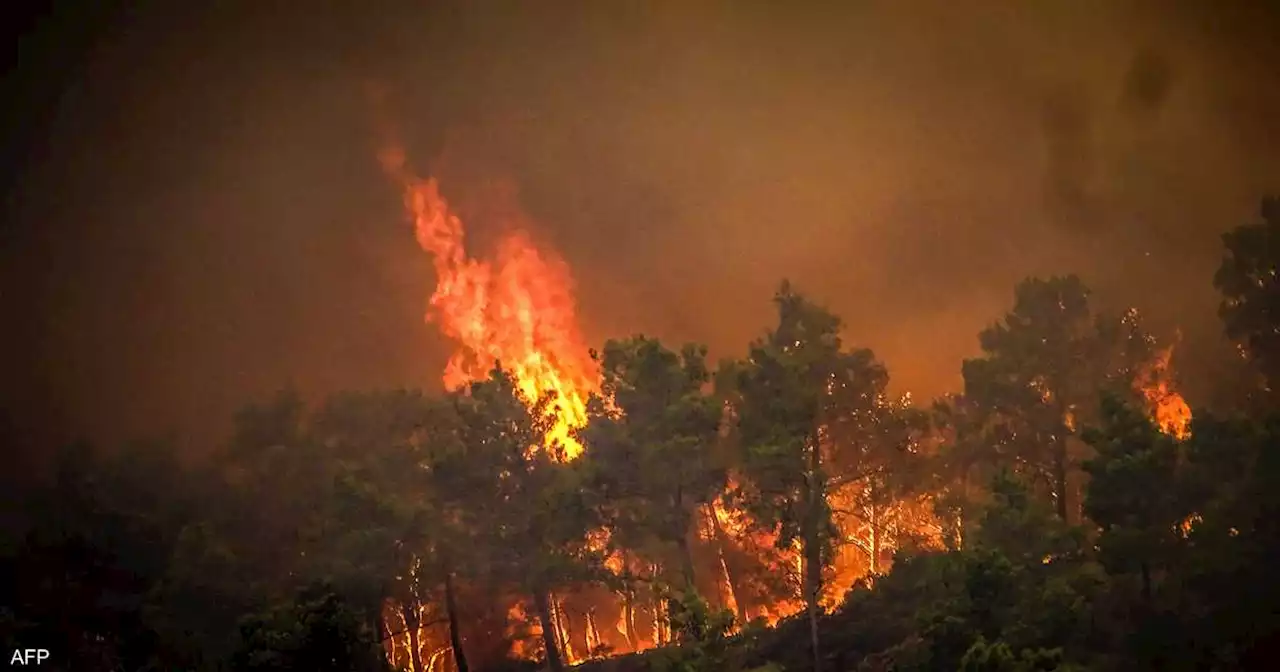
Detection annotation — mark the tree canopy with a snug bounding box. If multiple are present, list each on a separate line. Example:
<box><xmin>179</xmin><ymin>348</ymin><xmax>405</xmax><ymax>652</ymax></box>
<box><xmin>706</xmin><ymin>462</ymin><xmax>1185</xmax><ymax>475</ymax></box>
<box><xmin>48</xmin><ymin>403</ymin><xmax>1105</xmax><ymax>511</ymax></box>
<box><xmin>6</xmin><ymin>197</ymin><xmax>1280</xmax><ymax>672</ymax></box>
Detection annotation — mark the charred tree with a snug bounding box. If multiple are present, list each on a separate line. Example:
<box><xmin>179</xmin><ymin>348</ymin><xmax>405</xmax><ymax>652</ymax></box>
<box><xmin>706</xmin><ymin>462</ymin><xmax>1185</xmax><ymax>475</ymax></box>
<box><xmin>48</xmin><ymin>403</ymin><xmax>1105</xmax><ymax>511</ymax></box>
<box><xmin>803</xmin><ymin>445</ymin><xmax>825</xmax><ymax>672</ymax></box>
<box><xmin>1052</xmin><ymin>434</ymin><xmax>1070</xmax><ymax>522</ymax></box>
<box><xmin>532</xmin><ymin>589</ymin><xmax>565</xmax><ymax>672</ymax></box>
<box><xmin>706</xmin><ymin>504</ymin><xmax>749</xmax><ymax>625</ymax></box>
<box><xmin>443</xmin><ymin>570</ymin><xmax>469</xmax><ymax>672</ymax></box>
<box><xmin>400</xmin><ymin>599</ymin><xmax>424</xmax><ymax>672</ymax></box>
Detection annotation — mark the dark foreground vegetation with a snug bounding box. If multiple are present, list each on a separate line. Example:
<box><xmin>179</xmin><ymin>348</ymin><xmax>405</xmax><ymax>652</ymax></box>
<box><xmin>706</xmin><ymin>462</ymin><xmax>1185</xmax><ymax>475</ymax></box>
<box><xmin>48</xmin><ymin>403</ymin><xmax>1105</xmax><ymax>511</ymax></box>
<box><xmin>4</xmin><ymin>198</ymin><xmax>1280</xmax><ymax>671</ymax></box>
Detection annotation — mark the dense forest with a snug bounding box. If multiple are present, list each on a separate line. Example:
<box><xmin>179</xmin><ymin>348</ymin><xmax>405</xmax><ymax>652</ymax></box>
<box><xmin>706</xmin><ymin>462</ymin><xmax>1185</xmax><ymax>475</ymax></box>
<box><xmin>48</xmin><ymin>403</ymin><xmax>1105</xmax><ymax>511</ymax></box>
<box><xmin>4</xmin><ymin>197</ymin><xmax>1280</xmax><ymax>672</ymax></box>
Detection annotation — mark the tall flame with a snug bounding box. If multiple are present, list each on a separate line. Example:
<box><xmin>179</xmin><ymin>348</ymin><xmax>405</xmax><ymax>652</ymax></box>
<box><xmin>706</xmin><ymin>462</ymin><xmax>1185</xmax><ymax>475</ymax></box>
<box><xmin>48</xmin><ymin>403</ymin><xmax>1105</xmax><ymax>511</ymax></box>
<box><xmin>1137</xmin><ymin>344</ymin><xmax>1192</xmax><ymax>440</ymax></box>
<box><xmin>379</xmin><ymin>145</ymin><xmax>596</xmax><ymax>458</ymax></box>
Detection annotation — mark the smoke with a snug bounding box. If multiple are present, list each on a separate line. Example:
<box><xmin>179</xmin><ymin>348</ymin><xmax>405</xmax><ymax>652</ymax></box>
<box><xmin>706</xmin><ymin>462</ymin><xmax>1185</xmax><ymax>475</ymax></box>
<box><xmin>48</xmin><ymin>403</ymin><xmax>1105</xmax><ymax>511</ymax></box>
<box><xmin>1039</xmin><ymin>45</ymin><xmax>1180</xmax><ymax>236</ymax></box>
<box><xmin>1040</xmin><ymin>83</ymin><xmax>1101</xmax><ymax>234</ymax></box>
<box><xmin>3</xmin><ymin>1</ymin><xmax>1279</xmax><ymax>463</ymax></box>
<box><xmin>1120</xmin><ymin>48</ymin><xmax>1176</xmax><ymax>119</ymax></box>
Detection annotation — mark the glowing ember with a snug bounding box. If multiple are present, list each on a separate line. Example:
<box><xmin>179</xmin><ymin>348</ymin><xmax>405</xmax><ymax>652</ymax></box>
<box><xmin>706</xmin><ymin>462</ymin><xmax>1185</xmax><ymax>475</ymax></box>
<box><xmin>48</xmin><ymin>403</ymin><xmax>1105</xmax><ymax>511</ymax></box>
<box><xmin>1178</xmin><ymin>512</ymin><xmax>1203</xmax><ymax>538</ymax></box>
<box><xmin>378</xmin><ymin>145</ymin><xmax>597</xmax><ymax>458</ymax></box>
<box><xmin>1136</xmin><ymin>344</ymin><xmax>1192</xmax><ymax>439</ymax></box>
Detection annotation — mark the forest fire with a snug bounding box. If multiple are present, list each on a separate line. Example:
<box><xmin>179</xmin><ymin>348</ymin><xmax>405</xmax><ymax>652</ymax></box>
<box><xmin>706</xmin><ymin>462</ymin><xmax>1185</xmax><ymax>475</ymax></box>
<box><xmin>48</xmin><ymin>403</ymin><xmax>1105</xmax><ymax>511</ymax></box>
<box><xmin>1137</xmin><ymin>344</ymin><xmax>1193</xmax><ymax>439</ymax></box>
<box><xmin>373</xmin><ymin>142</ymin><xmax>1197</xmax><ymax>670</ymax></box>
<box><xmin>17</xmin><ymin>6</ymin><xmax>1280</xmax><ymax>670</ymax></box>
<box><xmin>378</xmin><ymin>144</ymin><xmax>597</xmax><ymax>458</ymax></box>
<box><xmin>375</xmin><ymin>144</ymin><xmax>955</xmax><ymax>667</ymax></box>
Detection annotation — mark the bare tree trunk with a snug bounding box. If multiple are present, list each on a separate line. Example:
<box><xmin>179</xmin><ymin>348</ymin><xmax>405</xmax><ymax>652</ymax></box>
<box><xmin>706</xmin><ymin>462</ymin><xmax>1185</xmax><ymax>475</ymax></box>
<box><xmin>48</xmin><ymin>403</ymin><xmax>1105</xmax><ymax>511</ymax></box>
<box><xmin>672</xmin><ymin>532</ymin><xmax>704</xmax><ymax>641</ymax></box>
<box><xmin>706</xmin><ymin>504</ymin><xmax>749</xmax><ymax>625</ymax></box>
<box><xmin>443</xmin><ymin>571</ymin><xmax>470</xmax><ymax>672</ymax></box>
<box><xmin>584</xmin><ymin>609</ymin><xmax>596</xmax><ymax>656</ymax></box>
<box><xmin>956</xmin><ymin>469</ymin><xmax>971</xmax><ymax>550</ymax></box>
<box><xmin>804</xmin><ymin>440</ymin><xmax>825</xmax><ymax>672</ymax></box>
<box><xmin>551</xmin><ymin>594</ymin><xmax>574</xmax><ymax>663</ymax></box>
<box><xmin>653</xmin><ymin>592</ymin><xmax>665</xmax><ymax>646</ymax></box>
<box><xmin>650</xmin><ymin>563</ymin><xmax>668</xmax><ymax>646</ymax></box>
<box><xmin>1053</xmin><ymin>437</ymin><xmax>1070</xmax><ymax>522</ymax></box>
<box><xmin>868</xmin><ymin>498</ymin><xmax>881</xmax><ymax>576</ymax></box>
<box><xmin>401</xmin><ymin>600</ymin><xmax>424</xmax><ymax>672</ymax></box>
<box><xmin>532</xmin><ymin>589</ymin><xmax>565</xmax><ymax>672</ymax></box>
<box><xmin>622</xmin><ymin>588</ymin><xmax>636</xmax><ymax>650</ymax></box>
<box><xmin>804</xmin><ymin>541</ymin><xmax>823</xmax><ymax>672</ymax></box>
<box><xmin>376</xmin><ymin>604</ymin><xmax>392</xmax><ymax>662</ymax></box>
<box><xmin>675</xmin><ymin>533</ymin><xmax>698</xmax><ymax>594</ymax></box>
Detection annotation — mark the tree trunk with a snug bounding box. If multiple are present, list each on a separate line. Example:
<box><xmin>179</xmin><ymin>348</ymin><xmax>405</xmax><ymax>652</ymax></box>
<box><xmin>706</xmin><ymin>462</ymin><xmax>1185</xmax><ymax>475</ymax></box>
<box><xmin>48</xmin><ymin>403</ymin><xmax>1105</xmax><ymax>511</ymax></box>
<box><xmin>651</xmin><ymin>563</ymin><xmax>669</xmax><ymax>646</ymax></box>
<box><xmin>706</xmin><ymin>504</ymin><xmax>749</xmax><ymax>625</ymax></box>
<box><xmin>667</xmin><ymin>487</ymin><xmax>699</xmax><ymax>640</ymax></box>
<box><xmin>1140</xmin><ymin>561</ymin><xmax>1153</xmax><ymax>605</ymax></box>
<box><xmin>956</xmin><ymin>468</ymin><xmax>971</xmax><ymax>550</ymax></box>
<box><xmin>622</xmin><ymin>588</ymin><xmax>636</xmax><ymax>650</ymax></box>
<box><xmin>1052</xmin><ymin>438</ymin><xmax>1070</xmax><ymax>522</ymax></box>
<box><xmin>672</xmin><ymin>533</ymin><xmax>703</xmax><ymax>641</ymax></box>
<box><xmin>376</xmin><ymin>603</ymin><xmax>392</xmax><ymax>661</ymax></box>
<box><xmin>401</xmin><ymin>600</ymin><xmax>424</xmax><ymax>672</ymax></box>
<box><xmin>675</xmin><ymin>532</ymin><xmax>698</xmax><ymax>593</ymax></box>
<box><xmin>585</xmin><ymin>608</ymin><xmax>601</xmax><ymax>656</ymax></box>
<box><xmin>804</xmin><ymin>541</ymin><xmax>823</xmax><ymax>672</ymax></box>
<box><xmin>804</xmin><ymin>441</ymin><xmax>825</xmax><ymax>672</ymax></box>
<box><xmin>653</xmin><ymin>590</ymin><xmax>668</xmax><ymax>645</ymax></box>
<box><xmin>532</xmin><ymin>589</ymin><xmax>565</xmax><ymax>672</ymax></box>
<box><xmin>552</xmin><ymin>594</ymin><xmax>574</xmax><ymax>663</ymax></box>
<box><xmin>869</xmin><ymin>498</ymin><xmax>881</xmax><ymax>576</ymax></box>
<box><xmin>444</xmin><ymin>571</ymin><xmax>470</xmax><ymax>672</ymax></box>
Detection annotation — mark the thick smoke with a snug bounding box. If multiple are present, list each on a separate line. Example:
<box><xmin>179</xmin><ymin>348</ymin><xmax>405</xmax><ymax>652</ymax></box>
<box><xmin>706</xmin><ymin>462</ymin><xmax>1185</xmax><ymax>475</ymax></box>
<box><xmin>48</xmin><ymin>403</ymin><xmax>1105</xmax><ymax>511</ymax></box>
<box><xmin>1040</xmin><ymin>83</ymin><xmax>1101</xmax><ymax>234</ymax></box>
<box><xmin>1120</xmin><ymin>48</ymin><xmax>1175</xmax><ymax>119</ymax></box>
<box><xmin>3</xmin><ymin>1</ymin><xmax>1279</xmax><ymax>469</ymax></box>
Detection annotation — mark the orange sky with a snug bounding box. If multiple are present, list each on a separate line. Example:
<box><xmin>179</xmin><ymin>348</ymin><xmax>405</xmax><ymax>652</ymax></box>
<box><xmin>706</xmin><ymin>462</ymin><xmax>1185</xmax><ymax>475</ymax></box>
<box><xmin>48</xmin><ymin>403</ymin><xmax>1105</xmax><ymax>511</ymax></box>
<box><xmin>3</xmin><ymin>1</ymin><xmax>1279</xmax><ymax>466</ymax></box>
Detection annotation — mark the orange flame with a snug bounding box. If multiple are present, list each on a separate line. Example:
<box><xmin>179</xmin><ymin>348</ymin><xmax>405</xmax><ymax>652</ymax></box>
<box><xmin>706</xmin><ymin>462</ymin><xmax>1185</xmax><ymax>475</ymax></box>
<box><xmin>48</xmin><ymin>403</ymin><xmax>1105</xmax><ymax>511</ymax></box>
<box><xmin>379</xmin><ymin>145</ymin><xmax>596</xmax><ymax>458</ymax></box>
<box><xmin>1137</xmin><ymin>345</ymin><xmax>1192</xmax><ymax>440</ymax></box>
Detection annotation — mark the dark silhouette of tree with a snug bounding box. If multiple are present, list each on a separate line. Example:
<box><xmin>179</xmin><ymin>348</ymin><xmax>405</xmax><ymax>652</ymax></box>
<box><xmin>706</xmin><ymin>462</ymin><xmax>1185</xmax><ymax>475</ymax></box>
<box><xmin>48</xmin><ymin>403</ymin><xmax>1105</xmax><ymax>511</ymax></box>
<box><xmin>962</xmin><ymin>275</ymin><xmax>1154</xmax><ymax>522</ymax></box>
<box><xmin>10</xmin><ymin>260</ymin><xmax>1280</xmax><ymax>672</ymax></box>
<box><xmin>230</xmin><ymin>583</ymin><xmax>390</xmax><ymax>672</ymax></box>
<box><xmin>581</xmin><ymin>336</ymin><xmax>725</xmax><ymax>637</ymax></box>
<box><xmin>1215</xmin><ymin>196</ymin><xmax>1280</xmax><ymax>400</ymax></box>
<box><xmin>725</xmin><ymin>280</ymin><xmax>892</xmax><ymax>672</ymax></box>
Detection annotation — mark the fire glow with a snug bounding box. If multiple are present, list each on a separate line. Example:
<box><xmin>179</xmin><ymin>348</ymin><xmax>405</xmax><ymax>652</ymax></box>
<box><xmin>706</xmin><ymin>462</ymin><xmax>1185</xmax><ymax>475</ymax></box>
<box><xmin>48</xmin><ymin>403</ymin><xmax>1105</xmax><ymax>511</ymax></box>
<box><xmin>378</xmin><ymin>145</ymin><xmax>596</xmax><ymax>458</ymax></box>
<box><xmin>376</xmin><ymin>138</ymin><xmax>1196</xmax><ymax>669</ymax></box>
<box><xmin>1137</xmin><ymin>344</ymin><xmax>1193</xmax><ymax>440</ymax></box>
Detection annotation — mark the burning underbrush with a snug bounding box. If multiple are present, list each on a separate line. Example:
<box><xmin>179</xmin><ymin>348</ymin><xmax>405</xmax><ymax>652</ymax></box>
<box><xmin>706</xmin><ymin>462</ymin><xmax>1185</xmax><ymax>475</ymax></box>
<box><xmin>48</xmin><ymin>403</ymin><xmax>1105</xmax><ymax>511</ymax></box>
<box><xmin>371</xmin><ymin>138</ymin><xmax>1193</xmax><ymax>671</ymax></box>
<box><xmin>378</xmin><ymin>491</ymin><xmax>947</xmax><ymax>671</ymax></box>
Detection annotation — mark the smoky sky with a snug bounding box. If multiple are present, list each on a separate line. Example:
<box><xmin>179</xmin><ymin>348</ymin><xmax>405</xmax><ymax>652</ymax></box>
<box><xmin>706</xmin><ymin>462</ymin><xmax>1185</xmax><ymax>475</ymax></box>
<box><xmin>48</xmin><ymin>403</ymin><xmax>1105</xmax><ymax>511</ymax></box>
<box><xmin>3</xmin><ymin>0</ymin><xmax>1279</xmax><ymax>467</ymax></box>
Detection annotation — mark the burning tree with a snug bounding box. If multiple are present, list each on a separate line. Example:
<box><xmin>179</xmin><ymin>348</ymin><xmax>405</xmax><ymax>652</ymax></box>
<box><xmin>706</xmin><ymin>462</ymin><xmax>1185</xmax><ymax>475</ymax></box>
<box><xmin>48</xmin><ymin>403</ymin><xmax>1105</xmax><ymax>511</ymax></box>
<box><xmin>378</xmin><ymin>143</ymin><xmax>598</xmax><ymax>458</ymax></box>
<box><xmin>579</xmin><ymin>336</ymin><xmax>727</xmax><ymax>642</ymax></box>
<box><xmin>722</xmin><ymin>281</ymin><xmax>896</xmax><ymax>672</ymax></box>
<box><xmin>961</xmin><ymin>275</ymin><xmax>1184</xmax><ymax>523</ymax></box>
<box><xmin>824</xmin><ymin>390</ymin><xmax>935</xmax><ymax>592</ymax></box>
<box><xmin>448</xmin><ymin>368</ymin><xmax>608</xmax><ymax>672</ymax></box>
<box><xmin>12</xmin><ymin>157</ymin><xmax>1280</xmax><ymax>671</ymax></box>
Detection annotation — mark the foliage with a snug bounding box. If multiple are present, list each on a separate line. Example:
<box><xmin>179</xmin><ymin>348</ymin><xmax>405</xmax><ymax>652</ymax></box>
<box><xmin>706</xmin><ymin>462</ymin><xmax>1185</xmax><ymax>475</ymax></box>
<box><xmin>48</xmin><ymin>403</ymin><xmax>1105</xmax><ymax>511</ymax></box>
<box><xmin>229</xmin><ymin>583</ymin><xmax>390</xmax><ymax>672</ymax></box>
<box><xmin>644</xmin><ymin>592</ymin><xmax>737</xmax><ymax>672</ymax></box>
<box><xmin>724</xmin><ymin>280</ymin><xmax>896</xmax><ymax>670</ymax></box>
<box><xmin>11</xmin><ymin>199</ymin><xmax>1280</xmax><ymax>671</ymax></box>
<box><xmin>958</xmin><ymin>637</ymin><xmax>1073</xmax><ymax>672</ymax></box>
<box><xmin>1215</xmin><ymin>196</ymin><xmax>1280</xmax><ymax>395</ymax></box>
<box><xmin>582</xmin><ymin>336</ymin><xmax>725</xmax><ymax>610</ymax></box>
<box><xmin>3</xmin><ymin>440</ymin><xmax>205</xmax><ymax>670</ymax></box>
<box><xmin>1082</xmin><ymin>395</ymin><xmax>1184</xmax><ymax>604</ymax></box>
<box><xmin>961</xmin><ymin>275</ymin><xmax>1156</xmax><ymax>522</ymax></box>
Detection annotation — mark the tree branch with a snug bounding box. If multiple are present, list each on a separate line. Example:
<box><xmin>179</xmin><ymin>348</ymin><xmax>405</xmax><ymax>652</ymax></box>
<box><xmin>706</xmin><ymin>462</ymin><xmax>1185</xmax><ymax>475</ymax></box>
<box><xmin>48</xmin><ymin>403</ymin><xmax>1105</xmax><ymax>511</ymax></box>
<box><xmin>380</xmin><ymin>618</ymin><xmax>449</xmax><ymax>643</ymax></box>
